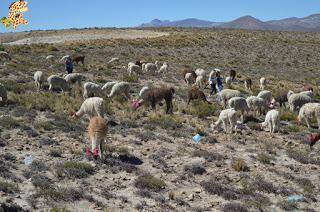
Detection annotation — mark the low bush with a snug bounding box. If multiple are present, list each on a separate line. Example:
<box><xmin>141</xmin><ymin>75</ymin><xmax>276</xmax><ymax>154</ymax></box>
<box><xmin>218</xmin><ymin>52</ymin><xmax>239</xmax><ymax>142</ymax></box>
<box><xmin>189</xmin><ymin>100</ymin><xmax>217</xmax><ymax>118</ymax></box>
<box><xmin>0</xmin><ymin>181</ymin><xmax>19</xmax><ymax>193</ymax></box>
<box><xmin>135</xmin><ymin>175</ymin><xmax>166</xmax><ymax>192</ymax></box>
<box><xmin>232</xmin><ymin>158</ymin><xmax>249</xmax><ymax>172</ymax></box>
<box><xmin>56</xmin><ymin>161</ymin><xmax>94</xmax><ymax>179</ymax></box>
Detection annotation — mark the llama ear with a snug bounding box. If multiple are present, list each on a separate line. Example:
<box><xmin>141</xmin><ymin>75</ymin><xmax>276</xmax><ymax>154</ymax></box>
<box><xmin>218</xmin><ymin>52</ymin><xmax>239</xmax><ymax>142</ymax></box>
<box><xmin>69</xmin><ymin>111</ymin><xmax>77</xmax><ymax>118</ymax></box>
<box><xmin>69</xmin><ymin>111</ymin><xmax>74</xmax><ymax>117</ymax></box>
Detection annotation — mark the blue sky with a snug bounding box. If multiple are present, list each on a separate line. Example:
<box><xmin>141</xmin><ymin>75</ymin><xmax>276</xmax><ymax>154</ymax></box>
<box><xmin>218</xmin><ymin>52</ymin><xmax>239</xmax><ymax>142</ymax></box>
<box><xmin>1</xmin><ymin>0</ymin><xmax>320</xmax><ymax>32</ymax></box>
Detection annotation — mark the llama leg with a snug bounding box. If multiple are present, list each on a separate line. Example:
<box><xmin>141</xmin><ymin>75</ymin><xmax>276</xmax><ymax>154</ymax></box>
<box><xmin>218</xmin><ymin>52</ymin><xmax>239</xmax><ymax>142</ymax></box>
<box><xmin>229</xmin><ymin>119</ymin><xmax>233</xmax><ymax>134</ymax></box>
<box><xmin>317</xmin><ymin>117</ymin><xmax>320</xmax><ymax>130</ymax></box>
<box><xmin>305</xmin><ymin>118</ymin><xmax>311</xmax><ymax>129</ymax></box>
<box><xmin>91</xmin><ymin>138</ymin><xmax>97</xmax><ymax>152</ymax></box>
<box><xmin>222</xmin><ymin>121</ymin><xmax>227</xmax><ymax>133</ymax></box>
<box><xmin>125</xmin><ymin>89</ymin><xmax>131</xmax><ymax>100</ymax></box>
<box><xmin>271</xmin><ymin>120</ymin><xmax>275</xmax><ymax>133</ymax></box>
<box><xmin>165</xmin><ymin>99</ymin><xmax>170</xmax><ymax>114</ymax></box>
<box><xmin>98</xmin><ymin>140</ymin><xmax>102</xmax><ymax>159</ymax></box>
<box><xmin>234</xmin><ymin>122</ymin><xmax>238</xmax><ymax>134</ymax></box>
<box><xmin>268</xmin><ymin>120</ymin><xmax>272</xmax><ymax>134</ymax></box>
<box><xmin>241</xmin><ymin>113</ymin><xmax>244</xmax><ymax>123</ymax></box>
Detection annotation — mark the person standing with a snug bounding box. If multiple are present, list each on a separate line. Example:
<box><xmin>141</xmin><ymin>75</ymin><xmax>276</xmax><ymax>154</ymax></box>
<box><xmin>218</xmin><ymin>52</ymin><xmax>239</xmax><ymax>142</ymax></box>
<box><xmin>215</xmin><ymin>71</ymin><xmax>223</xmax><ymax>93</ymax></box>
<box><xmin>208</xmin><ymin>70</ymin><xmax>217</xmax><ymax>96</ymax></box>
<box><xmin>65</xmin><ymin>56</ymin><xmax>74</xmax><ymax>74</ymax></box>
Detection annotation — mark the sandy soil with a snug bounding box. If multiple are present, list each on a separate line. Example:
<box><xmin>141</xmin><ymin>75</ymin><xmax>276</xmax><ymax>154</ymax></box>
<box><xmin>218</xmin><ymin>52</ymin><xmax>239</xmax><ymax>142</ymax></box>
<box><xmin>2</xmin><ymin>29</ymin><xmax>169</xmax><ymax>45</ymax></box>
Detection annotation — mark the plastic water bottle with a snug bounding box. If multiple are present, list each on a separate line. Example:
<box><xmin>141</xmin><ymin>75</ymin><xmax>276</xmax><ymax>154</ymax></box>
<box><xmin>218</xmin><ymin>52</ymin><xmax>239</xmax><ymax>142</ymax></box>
<box><xmin>193</xmin><ymin>134</ymin><xmax>203</xmax><ymax>144</ymax></box>
<box><xmin>287</xmin><ymin>195</ymin><xmax>304</xmax><ymax>202</ymax></box>
<box><xmin>24</xmin><ymin>155</ymin><xmax>33</xmax><ymax>165</ymax></box>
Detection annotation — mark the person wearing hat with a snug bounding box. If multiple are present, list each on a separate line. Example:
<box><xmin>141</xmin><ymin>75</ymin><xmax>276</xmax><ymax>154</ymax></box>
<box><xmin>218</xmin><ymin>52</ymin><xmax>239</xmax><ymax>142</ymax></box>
<box><xmin>208</xmin><ymin>69</ymin><xmax>217</xmax><ymax>96</ymax></box>
<box><xmin>65</xmin><ymin>56</ymin><xmax>74</xmax><ymax>74</ymax></box>
<box><xmin>215</xmin><ymin>70</ymin><xmax>223</xmax><ymax>93</ymax></box>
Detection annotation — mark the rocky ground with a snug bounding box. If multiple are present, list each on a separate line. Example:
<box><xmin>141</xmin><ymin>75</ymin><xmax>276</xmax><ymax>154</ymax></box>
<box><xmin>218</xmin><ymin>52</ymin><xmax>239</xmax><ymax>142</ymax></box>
<box><xmin>0</xmin><ymin>28</ymin><xmax>319</xmax><ymax>211</ymax></box>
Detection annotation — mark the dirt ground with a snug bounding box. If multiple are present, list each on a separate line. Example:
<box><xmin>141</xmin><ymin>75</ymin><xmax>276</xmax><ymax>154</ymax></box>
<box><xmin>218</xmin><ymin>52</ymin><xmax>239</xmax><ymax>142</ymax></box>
<box><xmin>0</xmin><ymin>28</ymin><xmax>319</xmax><ymax>211</ymax></box>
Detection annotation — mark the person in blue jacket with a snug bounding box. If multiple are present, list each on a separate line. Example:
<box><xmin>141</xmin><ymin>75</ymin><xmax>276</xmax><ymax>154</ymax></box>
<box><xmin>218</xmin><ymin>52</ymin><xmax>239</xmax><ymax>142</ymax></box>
<box><xmin>216</xmin><ymin>71</ymin><xmax>223</xmax><ymax>93</ymax></box>
<box><xmin>65</xmin><ymin>57</ymin><xmax>74</xmax><ymax>74</ymax></box>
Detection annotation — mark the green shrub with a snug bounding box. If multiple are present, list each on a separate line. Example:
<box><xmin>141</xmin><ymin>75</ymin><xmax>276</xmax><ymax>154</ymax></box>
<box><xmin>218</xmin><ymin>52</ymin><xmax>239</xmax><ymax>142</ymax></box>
<box><xmin>34</xmin><ymin>120</ymin><xmax>54</xmax><ymax>131</ymax></box>
<box><xmin>280</xmin><ymin>110</ymin><xmax>296</xmax><ymax>121</ymax></box>
<box><xmin>149</xmin><ymin>114</ymin><xmax>182</xmax><ymax>129</ymax></box>
<box><xmin>122</xmin><ymin>73</ymin><xmax>138</xmax><ymax>83</ymax></box>
<box><xmin>56</xmin><ymin>161</ymin><xmax>94</xmax><ymax>179</ymax></box>
<box><xmin>36</xmin><ymin>187</ymin><xmax>83</xmax><ymax>202</ymax></box>
<box><xmin>287</xmin><ymin>148</ymin><xmax>320</xmax><ymax>165</ymax></box>
<box><xmin>0</xmin><ymin>181</ymin><xmax>19</xmax><ymax>193</ymax></box>
<box><xmin>247</xmin><ymin>122</ymin><xmax>262</xmax><ymax>131</ymax></box>
<box><xmin>0</xmin><ymin>44</ymin><xmax>5</xmax><ymax>51</ymax></box>
<box><xmin>11</xmin><ymin>92</ymin><xmax>82</xmax><ymax>113</ymax></box>
<box><xmin>284</xmin><ymin>124</ymin><xmax>303</xmax><ymax>132</ymax></box>
<box><xmin>49</xmin><ymin>149</ymin><xmax>63</xmax><ymax>157</ymax></box>
<box><xmin>48</xmin><ymin>46</ymin><xmax>59</xmax><ymax>52</ymax></box>
<box><xmin>232</xmin><ymin>158</ymin><xmax>249</xmax><ymax>172</ymax></box>
<box><xmin>189</xmin><ymin>100</ymin><xmax>217</xmax><ymax>118</ymax></box>
<box><xmin>0</xmin><ymin>80</ymin><xmax>34</xmax><ymax>94</ymax></box>
<box><xmin>294</xmin><ymin>178</ymin><xmax>315</xmax><ymax>193</ymax></box>
<box><xmin>135</xmin><ymin>175</ymin><xmax>166</xmax><ymax>191</ymax></box>
<box><xmin>0</xmin><ymin>116</ymin><xmax>20</xmax><ymax>129</ymax></box>
<box><xmin>257</xmin><ymin>152</ymin><xmax>275</xmax><ymax>164</ymax></box>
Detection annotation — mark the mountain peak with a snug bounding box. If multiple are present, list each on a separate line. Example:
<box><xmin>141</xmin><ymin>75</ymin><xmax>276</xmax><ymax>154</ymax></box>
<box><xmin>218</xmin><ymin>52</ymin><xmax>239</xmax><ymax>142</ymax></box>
<box><xmin>139</xmin><ymin>14</ymin><xmax>320</xmax><ymax>32</ymax></box>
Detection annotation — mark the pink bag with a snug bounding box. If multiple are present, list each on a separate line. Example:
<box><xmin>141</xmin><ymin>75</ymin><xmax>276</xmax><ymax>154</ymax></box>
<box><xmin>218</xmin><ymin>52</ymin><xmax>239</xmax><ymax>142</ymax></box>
<box><xmin>132</xmin><ymin>99</ymin><xmax>141</xmax><ymax>110</ymax></box>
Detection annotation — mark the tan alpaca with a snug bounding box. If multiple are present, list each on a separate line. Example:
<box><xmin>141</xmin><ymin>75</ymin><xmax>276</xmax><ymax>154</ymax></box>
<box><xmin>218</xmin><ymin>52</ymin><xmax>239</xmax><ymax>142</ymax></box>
<box><xmin>87</xmin><ymin>116</ymin><xmax>108</xmax><ymax>159</ymax></box>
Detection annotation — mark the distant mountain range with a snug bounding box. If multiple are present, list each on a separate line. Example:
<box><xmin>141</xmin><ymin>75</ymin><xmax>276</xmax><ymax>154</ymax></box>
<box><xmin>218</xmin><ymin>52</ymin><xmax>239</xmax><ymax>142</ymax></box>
<box><xmin>139</xmin><ymin>14</ymin><xmax>320</xmax><ymax>32</ymax></box>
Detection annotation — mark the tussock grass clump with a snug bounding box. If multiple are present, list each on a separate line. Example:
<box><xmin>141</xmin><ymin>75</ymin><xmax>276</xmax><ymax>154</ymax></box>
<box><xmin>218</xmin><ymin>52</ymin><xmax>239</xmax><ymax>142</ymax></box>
<box><xmin>223</xmin><ymin>203</ymin><xmax>248</xmax><ymax>212</ymax></box>
<box><xmin>257</xmin><ymin>152</ymin><xmax>275</xmax><ymax>164</ymax></box>
<box><xmin>56</xmin><ymin>161</ymin><xmax>94</xmax><ymax>179</ymax></box>
<box><xmin>0</xmin><ymin>203</ymin><xmax>25</xmax><ymax>212</ymax></box>
<box><xmin>200</xmin><ymin>179</ymin><xmax>241</xmax><ymax>200</ymax></box>
<box><xmin>30</xmin><ymin>160</ymin><xmax>49</xmax><ymax>172</ymax></box>
<box><xmin>50</xmin><ymin>113</ymin><xmax>85</xmax><ymax>133</ymax></box>
<box><xmin>241</xmin><ymin>175</ymin><xmax>277</xmax><ymax>194</ymax></box>
<box><xmin>1</xmin><ymin>152</ymin><xmax>16</xmax><ymax>161</ymax></box>
<box><xmin>193</xmin><ymin>150</ymin><xmax>224</xmax><ymax>162</ymax></box>
<box><xmin>104</xmin><ymin>156</ymin><xmax>138</xmax><ymax>174</ymax></box>
<box><xmin>35</xmin><ymin>187</ymin><xmax>83</xmax><ymax>202</ymax></box>
<box><xmin>31</xmin><ymin>175</ymin><xmax>53</xmax><ymax>189</ymax></box>
<box><xmin>232</xmin><ymin>158</ymin><xmax>249</xmax><ymax>172</ymax></box>
<box><xmin>184</xmin><ymin>163</ymin><xmax>206</xmax><ymax>175</ymax></box>
<box><xmin>48</xmin><ymin>45</ymin><xmax>59</xmax><ymax>52</ymax></box>
<box><xmin>284</xmin><ymin>124</ymin><xmax>303</xmax><ymax>132</ymax></box>
<box><xmin>0</xmin><ymin>80</ymin><xmax>34</xmax><ymax>94</ymax></box>
<box><xmin>122</xmin><ymin>73</ymin><xmax>139</xmax><ymax>83</ymax></box>
<box><xmin>280</xmin><ymin>110</ymin><xmax>297</xmax><ymax>121</ymax></box>
<box><xmin>287</xmin><ymin>148</ymin><xmax>320</xmax><ymax>165</ymax></box>
<box><xmin>0</xmin><ymin>116</ymin><xmax>20</xmax><ymax>129</ymax></box>
<box><xmin>149</xmin><ymin>114</ymin><xmax>182</xmax><ymax>130</ymax></box>
<box><xmin>246</xmin><ymin>122</ymin><xmax>262</xmax><ymax>131</ymax></box>
<box><xmin>168</xmin><ymin>191</ymin><xmax>175</xmax><ymax>200</ymax></box>
<box><xmin>11</xmin><ymin>92</ymin><xmax>82</xmax><ymax>113</ymax></box>
<box><xmin>135</xmin><ymin>175</ymin><xmax>166</xmax><ymax>192</ymax></box>
<box><xmin>0</xmin><ymin>181</ymin><xmax>19</xmax><ymax>193</ymax></box>
<box><xmin>34</xmin><ymin>120</ymin><xmax>54</xmax><ymax>132</ymax></box>
<box><xmin>104</xmin><ymin>145</ymin><xmax>129</xmax><ymax>155</ymax></box>
<box><xmin>278</xmin><ymin>200</ymin><xmax>298</xmax><ymax>211</ymax></box>
<box><xmin>189</xmin><ymin>100</ymin><xmax>217</xmax><ymax>118</ymax></box>
<box><xmin>295</xmin><ymin>178</ymin><xmax>315</xmax><ymax>193</ymax></box>
<box><xmin>49</xmin><ymin>149</ymin><xmax>63</xmax><ymax>157</ymax></box>
<box><xmin>50</xmin><ymin>207</ymin><xmax>71</xmax><ymax>212</ymax></box>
